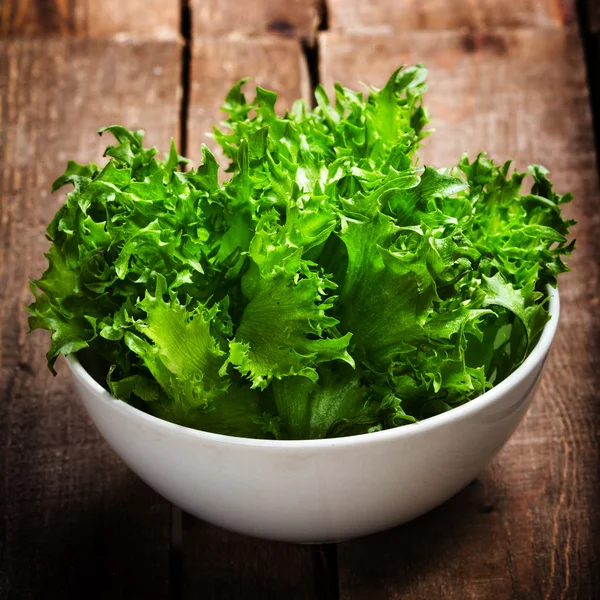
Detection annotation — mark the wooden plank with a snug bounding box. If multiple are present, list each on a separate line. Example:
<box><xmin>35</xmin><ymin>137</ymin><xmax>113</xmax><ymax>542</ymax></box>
<box><xmin>321</xmin><ymin>29</ymin><xmax>595</xmax><ymax>173</ymax></box>
<box><xmin>0</xmin><ymin>0</ymin><xmax>180</xmax><ymax>39</ymax></box>
<box><xmin>187</xmin><ymin>36</ymin><xmax>310</xmax><ymax>166</ymax></box>
<box><xmin>191</xmin><ymin>0</ymin><xmax>320</xmax><ymax>38</ymax></box>
<box><xmin>0</xmin><ymin>38</ymin><xmax>181</xmax><ymax>599</ymax></box>
<box><xmin>326</xmin><ymin>0</ymin><xmax>575</xmax><ymax>31</ymax></box>
<box><xmin>321</xmin><ymin>28</ymin><xmax>600</xmax><ymax>599</ymax></box>
<box><xmin>181</xmin><ymin>519</ymin><xmax>331</xmax><ymax>599</ymax></box>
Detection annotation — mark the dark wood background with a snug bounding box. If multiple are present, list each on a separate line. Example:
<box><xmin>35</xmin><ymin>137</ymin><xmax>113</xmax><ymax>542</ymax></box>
<box><xmin>1</xmin><ymin>0</ymin><xmax>599</xmax><ymax>598</ymax></box>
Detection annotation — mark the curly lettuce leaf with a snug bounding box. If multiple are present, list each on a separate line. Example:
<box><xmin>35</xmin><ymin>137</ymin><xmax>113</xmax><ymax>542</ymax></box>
<box><xmin>28</xmin><ymin>66</ymin><xmax>575</xmax><ymax>439</ymax></box>
<box><xmin>271</xmin><ymin>365</ymin><xmax>375</xmax><ymax>439</ymax></box>
<box><xmin>120</xmin><ymin>277</ymin><xmax>267</xmax><ymax>438</ymax></box>
<box><xmin>227</xmin><ymin>274</ymin><xmax>354</xmax><ymax>390</ymax></box>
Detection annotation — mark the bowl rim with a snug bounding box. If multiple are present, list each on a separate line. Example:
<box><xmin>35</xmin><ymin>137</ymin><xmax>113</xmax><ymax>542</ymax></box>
<box><xmin>66</xmin><ymin>286</ymin><xmax>560</xmax><ymax>449</ymax></box>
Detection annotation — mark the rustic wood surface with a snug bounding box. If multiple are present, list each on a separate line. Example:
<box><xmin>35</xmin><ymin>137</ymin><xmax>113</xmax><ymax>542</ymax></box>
<box><xmin>181</xmin><ymin>521</ymin><xmax>331</xmax><ymax>599</ymax></box>
<box><xmin>320</xmin><ymin>28</ymin><xmax>594</xmax><ymax>172</ymax></box>
<box><xmin>0</xmin><ymin>38</ymin><xmax>180</xmax><ymax>599</ymax></box>
<box><xmin>327</xmin><ymin>0</ymin><xmax>576</xmax><ymax>31</ymax></box>
<box><xmin>586</xmin><ymin>0</ymin><xmax>600</xmax><ymax>153</ymax></box>
<box><xmin>191</xmin><ymin>0</ymin><xmax>320</xmax><ymax>38</ymax></box>
<box><xmin>0</xmin><ymin>0</ymin><xmax>180</xmax><ymax>39</ymax></box>
<box><xmin>1</xmin><ymin>1</ymin><xmax>600</xmax><ymax>599</ymax></box>
<box><xmin>589</xmin><ymin>0</ymin><xmax>600</xmax><ymax>33</ymax></box>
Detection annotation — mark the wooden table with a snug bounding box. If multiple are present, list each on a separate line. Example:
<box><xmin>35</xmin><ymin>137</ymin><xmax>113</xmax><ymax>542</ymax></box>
<box><xmin>1</xmin><ymin>1</ymin><xmax>599</xmax><ymax>598</ymax></box>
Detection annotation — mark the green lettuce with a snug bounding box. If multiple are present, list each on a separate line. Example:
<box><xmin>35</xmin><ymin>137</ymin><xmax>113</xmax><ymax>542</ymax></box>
<box><xmin>28</xmin><ymin>66</ymin><xmax>575</xmax><ymax>439</ymax></box>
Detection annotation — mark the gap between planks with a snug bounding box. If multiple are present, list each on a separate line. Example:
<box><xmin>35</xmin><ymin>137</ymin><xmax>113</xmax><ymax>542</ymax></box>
<box><xmin>578</xmin><ymin>0</ymin><xmax>600</xmax><ymax>175</ymax></box>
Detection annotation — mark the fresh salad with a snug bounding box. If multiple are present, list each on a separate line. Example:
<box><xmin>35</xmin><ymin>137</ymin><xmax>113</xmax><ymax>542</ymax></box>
<box><xmin>28</xmin><ymin>65</ymin><xmax>575</xmax><ymax>439</ymax></box>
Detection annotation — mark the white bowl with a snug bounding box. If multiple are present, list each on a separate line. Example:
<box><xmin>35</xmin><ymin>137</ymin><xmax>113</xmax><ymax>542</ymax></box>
<box><xmin>66</xmin><ymin>288</ymin><xmax>559</xmax><ymax>543</ymax></box>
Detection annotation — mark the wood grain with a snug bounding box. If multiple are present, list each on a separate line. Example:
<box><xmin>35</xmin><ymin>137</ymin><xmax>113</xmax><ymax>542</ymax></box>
<box><xmin>0</xmin><ymin>0</ymin><xmax>180</xmax><ymax>39</ymax></box>
<box><xmin>191</xmin><ymin>0</ymin><xmax>320</xmax><ymax>39</ymax></box>
<box><xmin>181</xmin><ymin>519</ymin><xmax>331</xmax><ymax>599</ymax></box>
<box><xmin>0</xmin><ymin>38</ymin><xmax>181</xmax><ymax>599</ymax></box>
<box><xmin>321</xmin><ymin>27</ymin><xmax>600</xmax><ymax>599</ymax></box>
<box><xmin>187</xmin><ymin>36</ymin><xmax>310</xmax><ymax>165</ymax></box>
<box><xmin>326</xmin><ymin>0</ymin><xmax>575</xmax><ymax>32</ymax></box>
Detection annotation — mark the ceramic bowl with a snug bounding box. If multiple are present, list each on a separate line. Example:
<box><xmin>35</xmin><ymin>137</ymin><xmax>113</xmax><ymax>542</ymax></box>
<box><xmin>66</xmin><ymin>288</ymin><xmax>559</xmax><ymax>543</ymax></box>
